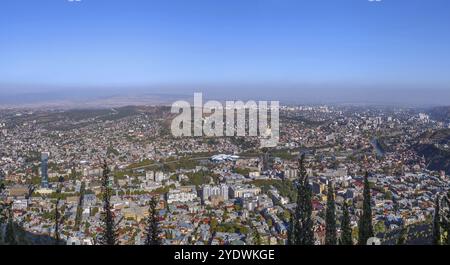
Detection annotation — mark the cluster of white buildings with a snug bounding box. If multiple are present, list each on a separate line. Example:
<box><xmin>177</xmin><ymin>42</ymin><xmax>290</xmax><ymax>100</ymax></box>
<box><xmin>166</xmin><ymin>186</ymin><xmax>198</xmax><ymax>204</ymax></box>
<box><xmin>202</xmin><ymin>184</ymin><xmax>229</xmax><ymax>201</ymax></box>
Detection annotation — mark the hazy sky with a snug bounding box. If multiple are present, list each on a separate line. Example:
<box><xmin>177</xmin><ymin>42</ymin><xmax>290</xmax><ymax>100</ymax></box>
<box><xmin>1</xmin><ymin>0</ymin><xmax>450</xmax><ymax>105</ymax></box>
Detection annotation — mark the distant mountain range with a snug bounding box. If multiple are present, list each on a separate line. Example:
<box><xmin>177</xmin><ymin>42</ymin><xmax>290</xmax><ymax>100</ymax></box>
<box><xmin>0</xmin><ymin>90</ymin><xmax>189</xmax><ymax>109</ymax></box>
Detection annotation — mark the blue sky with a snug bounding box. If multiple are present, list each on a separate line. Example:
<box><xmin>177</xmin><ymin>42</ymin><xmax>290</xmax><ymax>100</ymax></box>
<box><xmin>0</xmin><ymin>0</ymin><xmax>450</xmax><ymax>104</ymax></box>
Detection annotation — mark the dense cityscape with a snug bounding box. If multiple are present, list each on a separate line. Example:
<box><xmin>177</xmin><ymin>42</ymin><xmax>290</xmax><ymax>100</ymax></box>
<box><xmin>1</xmin><ymin>104</ymin><xmax>449</xmax><ymax>245</ymax></box>
<box><xmin>1</xmin><ymin>5</ymin><xmax>450</xmax><ymax>265</ymax></box>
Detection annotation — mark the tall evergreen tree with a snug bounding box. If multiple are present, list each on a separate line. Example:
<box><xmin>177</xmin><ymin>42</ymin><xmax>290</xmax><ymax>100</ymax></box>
<box><xmin>54</xmin><ymin>197</ymin><xmax>61</xmax><ymax>244</ymax></box>
<box><xmin>251</xmin><ymin>221</ymin><xmax>262</xmax><ymax>245</ymax></box>
<box><xmin>145</xmin><ymin>196</ymin><xmax>161</xmax><ymax>245</ymax></box>
<box><xmin>287</xmin><ymin>215</ymin><xmax>295</xmax><ymax>245</ymax></box>
<box><xmin>325</xmin><ymin>181</ymin><xmax>337</xmax><ymax>245</ymax></box>
<box><xmin>74</xmin><ymin>182</ymin><xmax>86</xmax><ymax>231</ymax></box>
<box><xmin>54</xmin><ymin>176</ymin><xmax>64</xmax><ymax>245</ymax></box>
<box><xmin>443</xmin><ymin>192</ymin><xmax>450</xmax><ymax>245</ymax></box>
<box><xmin>0</xmin><ymin>181</ymin><xmax>5</xmax><ymax>223</ymax></box>
<box><xmin>392</xmin><ymin>195</ymin><xmax>399</xmax><ymax>213</ymax></box>
<box><xmin>432</xmin><ymin>196</ymin><xmax>441</xmax><ymax>245</ymax></box>
<box><xmin>1</xmin><ymin>179</ymin><xmax>19</xmax><ymax>245</ymax></box>
<box><xmin>397</xmin><ymin>226</ymin><xmax>407</xmax><ymax>245</ymax></box>
<box><xmin>99</xmin><ymin>160</ymin><xmax>118</xmax><ymax>245</ymax></box>
<box><xmin>340</xmin><ymin>201</ymin><xmax>353</xmax><ymax>245</ymax></box>
<box><xmin>4</xmin><ymin>205</ymin><xmax>17</xmax><ymax>245</ymax></box>
<box><xmin>0</xmin><ymin>182</ymin><xmax>8</xmax><ymax>244</ymax></box>
<box><xmin>293</xmin><ymin>154</ymin><xmax>314</xmax><ymax>245</ymax></box>
<box><xmin>358</xmin><ymin>171</ymin><xmax>374</xmax><ymax>245</ymax></box>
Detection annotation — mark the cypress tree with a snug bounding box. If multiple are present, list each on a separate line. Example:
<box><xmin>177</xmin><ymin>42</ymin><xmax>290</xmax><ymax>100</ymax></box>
<box><xmin>358</xmin><ymin>171</ymin><xmax>374</xmax><ymax>245</ymax></box>
<box><xmin>340</xmin><ymin>201</ymin><xmax>352</xmax><ymax>245</ymax></box>
<box><xmin>4</xmin><ymin>205</ymin><xmax>17</xmax><ymax>245</ymax></box>
<box><xmin>0</xmin><ymin>181</ymin><xmax>5</xmax><ymax>225</ymax></box>
<box><xmin>293</xmin><ymin>154</ymin><xmax>314</xmax><ymax>245</ymax></box>
<box><xmin>432</xmin><ymin>196</ymin><xmax>441</xmax><ymax>245</ymax></box>
<box><xmin>392</xmin><ymin>195</ymin><xmax>399</xmax><ymax>213</ymax></box>
<box><xmin>397</xmin><ymin>226</ymin><xmax>407</xmax><ymax>245</ymax></box>
<box><xmin>325</xmin><ymin>181</ymin><xmax>337</xmax><ymax>245</ymax></box>
<box><xmin>444</xmin><ymin>193</ymin><xmax>450</xmax><ymax>245</ymax></box>
<box><xmin>145</xmin><ymin>196</ymin><xmax>161</xmax><ymax>245</ymax></box>
<box><xmin>54</xmin><ymin>197</ymin><xmax>61</xmax><ymax>245</ymax></box>
<box><xmin>99</xmin><ymin>160</ymin><xmax>118</xmax><ymax>245</ymax></box>
<box><xmin>54</xmin><ymin>176</ymin><xmax>64</xmax><ymax>245</ymax></box>
<box><xmin>74</xmin><ymin>182</ymin><xmax>85</xmax><ymax>231</ymax></box>
<box><xmin>251</xmin><ymin>222</ymin><xmax>262</xmax><ymax>245</ymax></box>
<box><xmin>0</xmin><ymin>182</ymin><xmax>8</xmax><ymax>244</ymax></box>
<box><xmin>287</xmin><ymin>215</ymin><xmax>295</xmax><ymax>245</ymax></box>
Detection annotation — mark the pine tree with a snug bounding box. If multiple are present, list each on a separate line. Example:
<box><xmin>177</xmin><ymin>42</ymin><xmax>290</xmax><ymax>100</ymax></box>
<box><xmin>340</xmin><ymin>201</ymin><xmax>352</xmax><ymax>245</ymax></box>
<box><xmin>54</xmin><ymin>176</ymin><xmax>64</xmax><ymax>245</ymax></box>
<box><xmin>432</xmin><ymin>196</ymin><xmax>441</xmax><ymax>245</ymax></box>
<box><xmin>392</xmin><ymin>195</ymin><xmax>399</xmax><ymax>213</ymax></box>
<box><xmin>1</xmin><ymin>174</ymin><xmax>18</xmax><ymax>245</ymax></box>
<box><xmin>443</xmin><ymin>192</ymin><xmax>450</xmax><ymax>245</ymax></box>
<box><xmin>358</xmin><ymin>171</ymin><xmax>374</xmax><ymax>245</ymax></box>
<box><xmin>293</xmin><ymin>154</ymin><xmax>314</xmax><ymax>245</ymax></box>
<box><xmin>287</xmin><ymin>215</ymin><xmax>295</xmax><ymax>245</ymax></box>
<box><xmin>54</xmin><ymin>198</ymin><xmax>61</xmax><ymax>245</ymax></box>
<box><xmin>145</xmin><ymin>196</ymin><xmax>161</xmax><ymax>245</ymax></box>
<box><xmin>1</xmin><ymin>181</ymin><xmax>11</xmax><ymax>244</ymax></box>
<box><xmin>74</xmin><ymin>182</ymin><xmax>86</xmax><ymax>231</ymax></box>
<box><xmin>0</xmin><ymin>181</ymin><xmax>5</xmax><ymax>225</ymax></box>
<box><xmin>4</xmin><ymin>205</ymin><xmax>17</xmax><ymax>245</ymax></box>
<box><xmin>325</xmin><ymin>181</ymin><xmax>337</xmax><ymax>245</ymax></box>
<box><xmin>99</xmin><ymin>160</ymin><xmax>118</xmax><ymax>245</ymax></box>
<box><xmin>397</xmin><ymin>226</ymin><xmax>407</xmax><ymax>245</ymax></box>
<box><xmin>251</xmin><ymin>222</ymin><xmax>262</xmax><ymax>245</ymax></box>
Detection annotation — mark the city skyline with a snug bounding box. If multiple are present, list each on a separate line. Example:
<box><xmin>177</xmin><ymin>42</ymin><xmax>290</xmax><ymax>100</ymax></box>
<box><xmin>1</xmin><ymin>104</ymin><xmax>449</xmax><ymax>246</ymax></box>
<box><xmin>2</xmin><ymin>0</ymin><xmax>450</xmax><ymax>256</ymax></box>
